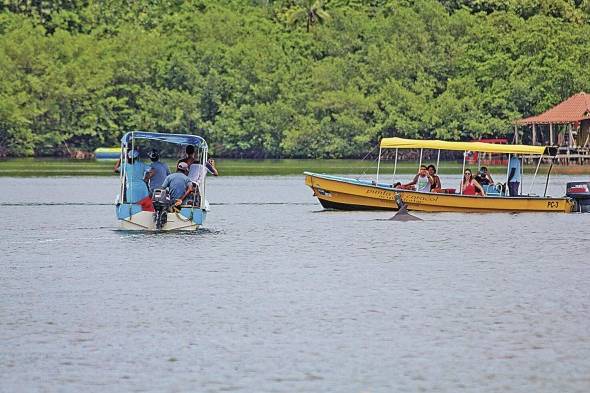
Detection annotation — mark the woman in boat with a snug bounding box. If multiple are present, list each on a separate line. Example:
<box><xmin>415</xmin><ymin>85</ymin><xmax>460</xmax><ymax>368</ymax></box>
<box><xmin>460</xmin><ymin>169</ymin><xmax>485</xmax><ymax>196</ymax></box>
<box><xmin>124</xmin><ymin>150</ymin><xmax>149</xmax><ymax>203</ymax></box>
<box><xmin>113</xmin><ymin>146</ymin><xmax>139</xmax><ymax>173</ymax></box>
<box><xmin>427</xmin><ymin>164</ymin><xmax>442</xmax><ymax>191</ymax></box>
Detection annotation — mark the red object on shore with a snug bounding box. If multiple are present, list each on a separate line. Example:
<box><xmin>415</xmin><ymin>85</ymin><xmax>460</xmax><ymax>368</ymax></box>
<box><xmin>467</xmin><ymin>138</ymin><xmax>509</xmax><ymax>165</ymax></box>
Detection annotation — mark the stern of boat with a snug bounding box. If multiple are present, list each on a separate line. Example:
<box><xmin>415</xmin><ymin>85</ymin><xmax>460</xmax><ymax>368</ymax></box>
<box><xmin>116</xmin><ymin>203</ymin><xmax>206</xmax><ymax>231</ymax></box>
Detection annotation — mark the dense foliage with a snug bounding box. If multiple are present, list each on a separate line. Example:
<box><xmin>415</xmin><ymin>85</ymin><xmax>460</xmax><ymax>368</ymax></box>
<box><xmin>1</xmin><ymin>0</ymin><xmax>589</xmax><ymax>158</ymax></box>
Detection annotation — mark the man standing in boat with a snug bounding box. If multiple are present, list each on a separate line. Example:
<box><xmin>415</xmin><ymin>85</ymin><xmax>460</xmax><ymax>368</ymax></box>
<box><xmin>178</xmin><ymin>145</ymin><xmax>219</xmax><ymax>204</ymax></box>
<box><xmin>178</xmin><ymin>145</ymin><xmax>219</xmax><ymax>182</ymax></box>
<box><xmin>508</xmin><ymin>156</ymin><xmax>521</xmax><ymax>196</ymax></box>
<box><xmin>403</xmin><ymin>165</ymin><xmax>434</xmax><ymax>192</ymax></box>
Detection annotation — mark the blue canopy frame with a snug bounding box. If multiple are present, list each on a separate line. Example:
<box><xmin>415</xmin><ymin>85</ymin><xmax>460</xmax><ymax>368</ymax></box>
<box><xmin>121</xmin><ymin>131</ymin><xmax>207</xmax><ymax>148</ymax></box>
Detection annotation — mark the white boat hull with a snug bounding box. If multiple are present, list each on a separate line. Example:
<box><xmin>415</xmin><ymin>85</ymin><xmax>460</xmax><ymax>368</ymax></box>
<box><xmin>119</xmin><ymin>211</ymin><xmax>199</xmax><ymax>231</ymax></box>
<box><xmin>116</xmin><ymin>204</ymin><xmax>206</xmax><ymax>231</ymax></box>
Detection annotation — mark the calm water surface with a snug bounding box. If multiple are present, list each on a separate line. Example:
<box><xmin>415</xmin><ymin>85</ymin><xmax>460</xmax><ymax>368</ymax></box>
<box><xmin>1</xmin><ymin>175</ymin><xmax>590</xmax><ymax>392</ymax></box>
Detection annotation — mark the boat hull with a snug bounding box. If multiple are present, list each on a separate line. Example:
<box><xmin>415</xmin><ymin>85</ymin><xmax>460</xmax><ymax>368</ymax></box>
<box><xmin>116</xmin><ymin>204</ymin><xmax>206</xmax><ymax>231</ymax></box>
<box><xmin>305</xmin><ymin>172</ymin><xmax>574</xmax><ymax>213</ymax></box>
<box><xmin>305</xmin><ymin>173</ymin><xmax>399</xmax><ymax>210</ymax></box>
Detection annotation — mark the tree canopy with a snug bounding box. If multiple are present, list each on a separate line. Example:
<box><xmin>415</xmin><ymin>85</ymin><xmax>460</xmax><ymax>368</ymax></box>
<box><xmin>1</xmin><ymin>0</ymin><xmax>589</xmax><ymax>158</ymax></box>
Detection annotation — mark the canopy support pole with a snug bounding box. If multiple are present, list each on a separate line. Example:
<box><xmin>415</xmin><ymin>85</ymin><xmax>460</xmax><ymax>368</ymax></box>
<box><xmin>460</xmin><ymin>151</ymin><xmax>466</xmax><ymax>195</ymax></box>
<box><xmin>203</xmin><ymin>146</ymin><xmax>208</xmax><ymax>210</ymax></box>
<box><xmin>392</xmin><ymin>148</ymin><xmax>398</xmax><ymax>184</ymax></box>
<box><xmin>418</xmin><ymin>148</ymin><xmax>423</xmax><ymax>169</ymax></box>
<box><xmin>543</xmin><ymin>160</ymin><xmax>554</xmax><ymax>197</ymax></box>
<box><xmin>549</xmin><ymin>123</ymin><xmax>554</xmax><ymax>145</ymax></box>
<box><xmin>194</xmin><ymin>146</ymin><xmax>207</xmax><ymax>211</ymax></box>
<box><xmin>505</xmin><ymin>154</ymin><xmax>511</xmax><ymax>197</ymax></box>
<box><xmin>518</xmin><ymin>155</ymin><xmax>524</xmax><ymax>195</ymax></box>
<box><xmin>118</xmin><ymin>146</ymin><xmax>125</xmax><ymax>204</ymax></box>
<box><xmin>436</xmin><ymin>149</ymin><xmax>440</xmax><ymax>172</ymax></box>
<box><xmin>528</xmin><ymin>155</ymin><xmax>542</xmax><ymax>195</ymax></box>
<box><xmin>129</xmin><ymin>132</ymin><xmax>134</xmax><ymax>208</ymax></box>
<box><xmin>376</xmin><ymin>147</ymin><xmax>382</xmax><ymax>183</ymax></box>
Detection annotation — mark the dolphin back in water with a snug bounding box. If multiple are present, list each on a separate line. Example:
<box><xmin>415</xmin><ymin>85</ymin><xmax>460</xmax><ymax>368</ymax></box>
<box><xmin>389</xmin><ymin>193</ymin><xmax>422</xmax><ymax>221</ymax></box>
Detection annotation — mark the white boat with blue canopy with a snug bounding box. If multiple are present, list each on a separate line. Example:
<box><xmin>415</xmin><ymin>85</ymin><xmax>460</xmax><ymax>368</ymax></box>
<box><xmin>116</xmin><ymin>131</ymin><xmax>209</xmax><ymax>231</ymax></box>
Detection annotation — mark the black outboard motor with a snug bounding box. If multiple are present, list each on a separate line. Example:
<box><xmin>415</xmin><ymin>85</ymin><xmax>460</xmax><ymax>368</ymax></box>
<box><xmin>566</xmin><ymin>182</ymin><xmax>590</xmax><ymax>213</ymax></box>
<box><xmin>152</xmin><ymin>188</ymin><xmax>172</xmax><ymax>229</ymax></box>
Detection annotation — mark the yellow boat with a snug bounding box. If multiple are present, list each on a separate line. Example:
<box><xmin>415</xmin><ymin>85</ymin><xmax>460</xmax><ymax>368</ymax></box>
<box><xmin>305</xmin><ymin>137</ymin><xmax>581</xmax><ymax>213</ymax></box>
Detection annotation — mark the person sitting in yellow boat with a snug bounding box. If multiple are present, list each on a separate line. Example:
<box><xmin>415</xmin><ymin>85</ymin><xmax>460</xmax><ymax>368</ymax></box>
<box><xmin>403</xmin><ymin>165</ymin><xmax>434</xmax><ymax>192</ymax></box>
<box><xmin>475</xmin><ymin>166</ymin><xmax>494</xmax><ymax>186</ymax></box>
<box><xmin>460</xmin><ymin>169</ymin><xmax>485</xmax><ymax>196</ymax></box>
<box><xmin>427</xmin><ymin>164</ymin><xmax>442</xmax><ymax>192</ymax></box>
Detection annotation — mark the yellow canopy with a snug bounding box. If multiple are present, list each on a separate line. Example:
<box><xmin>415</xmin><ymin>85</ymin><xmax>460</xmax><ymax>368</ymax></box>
<box><xmin>379</xmin><ymin>137</ymin><xmax>546</xmax><ymax>155</ymax></box>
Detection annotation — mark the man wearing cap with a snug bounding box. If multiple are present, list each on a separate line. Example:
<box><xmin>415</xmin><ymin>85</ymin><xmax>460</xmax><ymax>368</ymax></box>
<box><xmin>144</xmin><ymin>149</ymin><xmax>170</xmax><ymax>194</ymax></box>
<box><xmin>161</xmin><ymin>162</ymin><xmax>194</xmax><ymax>207</ymax></box>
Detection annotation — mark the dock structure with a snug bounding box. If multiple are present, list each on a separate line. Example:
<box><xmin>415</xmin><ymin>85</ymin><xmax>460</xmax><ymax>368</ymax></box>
<box><xmin>514</xmin><ymin>92</ymin><xmax>590</xmax><ymax>165</ymax></box>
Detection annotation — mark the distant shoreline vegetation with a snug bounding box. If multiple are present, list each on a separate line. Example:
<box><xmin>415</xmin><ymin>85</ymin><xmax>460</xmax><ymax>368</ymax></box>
<box><xmin>1</xmin><ymin>1</ymin><xmax>589</xmax><ymax>159</ymax></box>
<box><xmin>1</xmin><ymin>158</ymin><xmax>588</xmax><ymax>177</ymax></box>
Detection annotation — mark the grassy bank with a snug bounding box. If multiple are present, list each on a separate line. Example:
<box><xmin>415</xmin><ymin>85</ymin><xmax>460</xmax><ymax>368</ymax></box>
<box><xmin>0</xmin><ymin>158</ymin><xmax>588</xmax><ymax>177</ymax></box>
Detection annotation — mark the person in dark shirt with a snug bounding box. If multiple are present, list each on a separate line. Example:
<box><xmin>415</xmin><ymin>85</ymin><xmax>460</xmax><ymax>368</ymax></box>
<box><xmin>144</xmin><ymin>149</ymin><xmax>170</xmax><ymax>194</ymax></box>
<box><xmin>475</xmin><ymin>166</ymin><xmax>494</xmax><ymax>186</ymax></box>
<box><xmin>427</xmin><ymin>164</ymin><xmax>442</xmax><ymax>191</ymax></box>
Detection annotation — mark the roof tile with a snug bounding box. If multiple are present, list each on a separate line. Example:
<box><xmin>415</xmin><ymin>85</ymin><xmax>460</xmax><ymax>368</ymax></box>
<box><xmin>516</xmin><ymin>92</ymin><xmax>590</xmax><ymax>124</ymax></box>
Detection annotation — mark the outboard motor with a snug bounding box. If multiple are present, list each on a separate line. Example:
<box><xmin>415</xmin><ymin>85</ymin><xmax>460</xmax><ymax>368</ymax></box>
<box><xmin>566</xmin><ymin>182</ymin><xmax>590</xmax><ymax>213</ymax></box>
<box><xmin>151</xmin><ymin>188</ymin><xmax>172</xmax><ymax>229</ymax></box>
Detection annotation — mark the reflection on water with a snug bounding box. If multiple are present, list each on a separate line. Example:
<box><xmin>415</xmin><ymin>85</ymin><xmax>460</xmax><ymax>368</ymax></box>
<box><xmin>1</xmin><ymin>175</ymin><xmax>590</xmax><ymax>392</ymax></box>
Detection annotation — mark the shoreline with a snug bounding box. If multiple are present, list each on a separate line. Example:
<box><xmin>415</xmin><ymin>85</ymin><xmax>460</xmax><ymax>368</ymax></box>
<box><xmin>1</xmin><ymin>158</ymin><xmax>588</xmax><ymax>177</ymax></box>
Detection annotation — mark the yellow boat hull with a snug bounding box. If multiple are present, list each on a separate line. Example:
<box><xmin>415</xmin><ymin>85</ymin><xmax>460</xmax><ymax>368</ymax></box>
<box><xmin>305</xmin><ymin>172</ymin><xmax>574</xmax><ymax>213</ymax></box>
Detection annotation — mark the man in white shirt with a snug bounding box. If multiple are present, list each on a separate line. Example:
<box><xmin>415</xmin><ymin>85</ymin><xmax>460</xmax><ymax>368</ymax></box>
<box><xmin>179</xmin><ymin>145</ymin><xmax>219</xmax><ymax>183</ymax></box>
<box><xmin>178</xmin><ymin>145</ymin><xmax>219</xmax><ymax>204</ymax></box>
